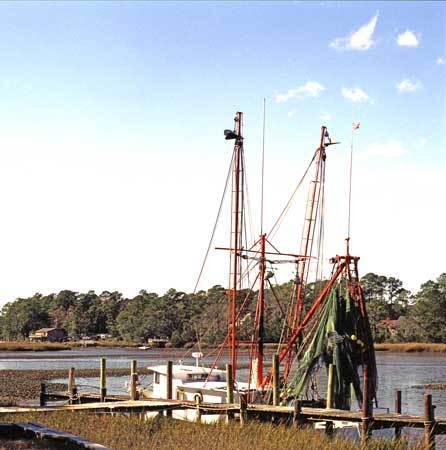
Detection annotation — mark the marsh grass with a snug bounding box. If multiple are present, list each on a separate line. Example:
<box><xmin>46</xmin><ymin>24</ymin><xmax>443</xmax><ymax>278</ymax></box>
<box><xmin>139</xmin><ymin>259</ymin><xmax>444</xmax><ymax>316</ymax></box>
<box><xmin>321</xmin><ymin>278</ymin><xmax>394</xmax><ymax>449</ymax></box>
<box><xmin>0</xmin><ymin>412</ymin><xmax>424</xmax><ymax>450</ymax></box>
<box><xmin>0</xmin><ymin>342</ymin><xmax>69</xmax><ymax>351</ymax></box>
<box><xmin>374</xmin><ymin>343</ymin><xmax>446</xmax><ymax>352</ymax></box>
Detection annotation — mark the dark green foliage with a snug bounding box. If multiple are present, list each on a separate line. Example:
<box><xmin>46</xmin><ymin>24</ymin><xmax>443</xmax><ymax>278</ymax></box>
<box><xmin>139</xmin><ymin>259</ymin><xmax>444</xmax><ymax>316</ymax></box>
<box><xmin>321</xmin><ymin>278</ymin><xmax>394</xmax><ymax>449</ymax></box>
<box><xmin>0</xmin><ymin>273</ymin><xmax>443</xmax><ymax>345</ymax></box>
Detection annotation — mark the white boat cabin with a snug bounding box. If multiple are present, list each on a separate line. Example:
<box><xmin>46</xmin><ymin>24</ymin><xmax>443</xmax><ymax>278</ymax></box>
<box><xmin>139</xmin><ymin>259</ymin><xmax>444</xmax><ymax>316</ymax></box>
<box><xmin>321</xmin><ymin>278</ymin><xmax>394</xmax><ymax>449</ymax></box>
<box><xmin>147</xmin><ymin>363</ymin><xmax>253</xmax><ymax>423</ymax></box>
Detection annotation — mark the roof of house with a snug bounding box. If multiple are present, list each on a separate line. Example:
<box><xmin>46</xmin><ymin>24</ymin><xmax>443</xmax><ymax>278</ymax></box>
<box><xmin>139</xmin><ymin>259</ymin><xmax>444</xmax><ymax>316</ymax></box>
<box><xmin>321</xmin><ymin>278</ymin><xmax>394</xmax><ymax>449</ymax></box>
<box><xmin>34</xmin><ymin>327</ymin><xmax>65</xmax><ymax>333</ymax></box>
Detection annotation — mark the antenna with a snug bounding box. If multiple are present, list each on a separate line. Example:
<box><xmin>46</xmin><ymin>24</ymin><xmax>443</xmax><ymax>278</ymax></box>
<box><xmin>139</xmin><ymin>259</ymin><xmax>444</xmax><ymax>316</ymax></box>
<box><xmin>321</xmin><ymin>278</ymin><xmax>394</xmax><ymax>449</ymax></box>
<box><xmin>260</xmin><ymin>98</ymin><xmax>266</xmax><ymax>234</ymax></box>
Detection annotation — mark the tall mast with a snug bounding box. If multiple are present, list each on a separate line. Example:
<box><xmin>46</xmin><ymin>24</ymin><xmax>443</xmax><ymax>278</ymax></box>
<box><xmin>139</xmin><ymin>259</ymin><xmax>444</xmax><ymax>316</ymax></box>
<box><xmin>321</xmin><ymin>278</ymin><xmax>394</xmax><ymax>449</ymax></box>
<box><xmin>226</xmin><ymin>112</ymin><xmax>244</xmax><ymax>379</ymax></box>
<box><xmin>284</xmin><ymin>126</ymin><xmax>329</xmax><ymax>378</ymax></box>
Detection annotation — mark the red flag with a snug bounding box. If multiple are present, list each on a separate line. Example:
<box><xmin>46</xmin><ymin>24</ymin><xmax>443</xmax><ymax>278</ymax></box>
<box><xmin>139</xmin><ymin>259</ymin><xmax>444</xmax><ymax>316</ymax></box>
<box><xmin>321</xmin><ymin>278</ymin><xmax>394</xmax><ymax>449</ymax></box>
<box><xmin>352</xmin><ymin>121</ymin><xmax>360</xmax><ymax>130</ymax></box>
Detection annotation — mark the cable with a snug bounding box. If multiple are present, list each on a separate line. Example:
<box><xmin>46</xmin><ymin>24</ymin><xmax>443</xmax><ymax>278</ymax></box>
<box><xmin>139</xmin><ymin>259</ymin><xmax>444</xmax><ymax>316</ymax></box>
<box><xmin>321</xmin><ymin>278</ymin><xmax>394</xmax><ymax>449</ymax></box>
<box><xmin>192</xmin><ymin>153</ymin><xmax>233</xmax><ymax>293</ymax></box>
<box><xmin>268</xmin><ymin>151</ymin><xmax>317</xmax><ymax>241</ymax></box>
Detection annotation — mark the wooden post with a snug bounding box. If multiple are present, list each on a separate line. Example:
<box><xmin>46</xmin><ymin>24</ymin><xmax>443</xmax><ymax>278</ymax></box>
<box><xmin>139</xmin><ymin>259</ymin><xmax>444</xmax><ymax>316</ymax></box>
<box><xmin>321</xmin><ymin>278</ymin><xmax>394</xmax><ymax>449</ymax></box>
<box><xmin>67</xmin><ymin>367</ymin><xmax>75</xmax><ymax>394</ymax></box>
<box><xmin>226</xmin><ymin>364</ymin><xmax>234</xmax><ymax>421</ymax></box>
<box><xmin>39</xmin><ymin>383</ymin><xmax>46</xmax><ymax>407</ymax></box>
<box><xmin>71</xmin><ymin>386</ymin><xmax>78</xmax><ymax>404</ymax></box>
<box><xmin>394</xmin><ymin>389</ymin><xmax>402</xmax><ymax>440</ymax></box>
<box><xmin>131</xmin><ymin>359</ymin><xmax>137</xmax><ymax>376</ymax></box>
<box><xmin>239</xmin><ymin>392</ymin><xmax>247</xmax><ymax>427</ymax></box>
<box><xmin>195</xmin><ymin>393</ymin><xmax>202</xmax><ymax>423</ymax></box>
<box><xmin>166</xmin><ymin>360</ymin><xmax>173</xmax><ymax>418</ymax></box>
<box><xmin>272</xmin><ymin>354</ymin><xmax>279</xmax><ymax>406</ymax></box>
<box><xmin>293</xmin><ymin>399</ymin><xmax>304</xmax><ymax>428</ymax></box>
<box><xmin>325</xmin><ymin>420</ymin><xmax>334</xmax><ymax>437</ymax></box>
<box><xmin>360</xmin><ymin>366</ymin><xmax>372</xmax><ymax>445</ymax></box>
<box><xmin>130</xmin><ymin>373</ymin><xmax>138</xmax><ymax>400</ymax></box>
<box><xmin>99</xmin><ymin>357</ymin><xmax>106</xmax><ymax>402</ymax></box>
<box><xmin>424</xmin><ymin>394</ymin><xmax>436</xmax><ymax>450</ymax></box>
<box><xmin>326</xmin><ymin>363</ymin><xmax>334</xmax><ymax>409</ymax></box>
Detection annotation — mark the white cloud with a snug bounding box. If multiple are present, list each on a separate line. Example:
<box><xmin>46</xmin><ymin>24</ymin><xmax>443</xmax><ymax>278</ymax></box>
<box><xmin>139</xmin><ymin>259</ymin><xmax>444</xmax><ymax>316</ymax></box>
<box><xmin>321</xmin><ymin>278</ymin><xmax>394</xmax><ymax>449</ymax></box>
<box><xmin>360</xmin><ymin>139</ymin><xmax>408</xmax><ymax>159</ymax></box>
<box><xmin>320</xmin><ymin>113</ymin><xmax>332</xmax><ymax>121</ymax></box>
<box><xmin>396</xmin><ymin>78</ymin><xmax>422</xmax><ymax>93</ymax></box>
<box><xmin>275</xmin><ymin>81</ymin><xmax>325</xmax><ymax>103</ymax></box>
<box><xmin>287</xmin><ymin>109</ymin><xmax>297</xmax><ymax>118</ymax></box>
<box><xmin>341</xmin><ymin>87</ymin><xmax>372</xmax><ymax>103</ymax></box>
<box><xmin>397</xmin><ymin>30</ymin><xmax>419</xmax><ymax>47</ymax></box>
<box><xmin>437</xmin><ymin>57</ymin><xmax>445</xmax><ymax>65</ymax></box>
<box><xmin>330</xmin><ymin>13</ymin><xmax>378</xmax><ymax>51</ymax></box>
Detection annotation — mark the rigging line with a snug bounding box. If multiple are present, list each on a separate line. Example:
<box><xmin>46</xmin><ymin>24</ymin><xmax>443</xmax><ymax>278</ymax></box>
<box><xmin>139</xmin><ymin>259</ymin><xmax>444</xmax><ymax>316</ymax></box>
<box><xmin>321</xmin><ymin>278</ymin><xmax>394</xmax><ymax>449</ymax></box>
<box><xmin>268</xmin><ymin>151</ymin><xmax>317</xmax><ymax>241</ymax></box>
<box><xmin>192</xmin><ymin>154</ymin><xmax>233</xmax><ymax>294</ymax></box>
<box><xmin>261</xmin><ymin>97</ymin><xmax>266</xmax><ymax>234</ymax></box>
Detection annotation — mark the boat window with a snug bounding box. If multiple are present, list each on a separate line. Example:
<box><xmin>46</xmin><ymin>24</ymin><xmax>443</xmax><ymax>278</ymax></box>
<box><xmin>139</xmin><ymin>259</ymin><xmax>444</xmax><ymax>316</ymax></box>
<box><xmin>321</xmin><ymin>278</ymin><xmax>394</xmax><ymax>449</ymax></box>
<box><xmin>185</xmin><ymin>373</ymin><xmax>223</xmax><ymax>382</ymax></box>
<box><xmin>154</xmin><ymin>372</ymin><xmax>160</xmax><ymax>384</ymax></box>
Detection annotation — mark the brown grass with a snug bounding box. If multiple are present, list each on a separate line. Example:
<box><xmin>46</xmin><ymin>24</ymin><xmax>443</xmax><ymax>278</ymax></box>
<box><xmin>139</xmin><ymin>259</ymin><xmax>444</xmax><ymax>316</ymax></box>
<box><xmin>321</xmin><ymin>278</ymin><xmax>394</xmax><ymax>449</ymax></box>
<box><xmin>374</xmin><ymin>343</ymin><xmax>446</xmax><ymax>353</ymax></box>
<box><xmin>0</xmin><ymin>342</ymin><xmax>69</xmax><ymax>352</ymax></box>
<box><xmin>0</xmin><ymin>412</ymin><xmax>424</xmax><ymax>450</ymax></box>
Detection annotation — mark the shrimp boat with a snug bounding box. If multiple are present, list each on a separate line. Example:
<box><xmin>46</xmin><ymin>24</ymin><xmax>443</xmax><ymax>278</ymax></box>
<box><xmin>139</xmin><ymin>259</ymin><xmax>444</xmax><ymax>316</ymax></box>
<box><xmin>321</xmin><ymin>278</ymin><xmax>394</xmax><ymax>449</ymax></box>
<box><xmin>146</xmin><ymin>111</ymin><xmax>378</xmax><ymax>424</ymax></box>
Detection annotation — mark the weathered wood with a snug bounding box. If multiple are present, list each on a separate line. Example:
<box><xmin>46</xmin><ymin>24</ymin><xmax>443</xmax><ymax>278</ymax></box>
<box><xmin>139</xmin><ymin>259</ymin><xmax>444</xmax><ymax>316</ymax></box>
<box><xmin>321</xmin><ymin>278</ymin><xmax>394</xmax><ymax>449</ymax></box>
<box><xmin>99</xmin><ymin>358</ymin><xmax>106</xmax><ymax>402</ymax></box>
<box><xmin>195</xmin><ymin>393</ymin><xmax>202</xmax><ymax>423</ymax></box>
<box><xmin>360</xmin><ymin>367</ymin><xmax>372</xmax><ymax>445</ymax></box>
<box><xmin>239</xmin><ymin>393</ymin><xmax>248</xmax><ymax>427</ymax></box>
<box><xmin>39</xmin><ymin>383</ymin><xmax>46</xmax><ymax>407</ymax></box>
<box><xmin>131</xmin><ymin>359</ymin><xmax>137</xmax><ymax>375</ymax></box>
<box><xmin>326</xmin><ymin>364</ymin><xmax>334</xmax><ymax>409</ymax></box>
<box><xmin>272</xmin><ymin>354</ymin><xmax>279</xmax><ymax>407</ymax></box>
<box><xmin>67</xmin><ymin>367</ymin><xmax>75</xmax><ymax>394</ymax></box>
<box><xmin>292</xmin><ymin>399</ymin><xmax>305</xmax><ymax>428</ymax></box>
<box><xmin>226</xmin><ymin>364</ymin><xmax>234</xmax><ymax>421</ymax></box>
<box><xmin>166</xmin><ymin>360</ymin><xmax>173</xmax><ymax>418</ymax></box>
<box><xmin>130</xmin><ymin>373</ymin><xmax>138</xmax><ymax>401</ymax></box>
<box><xmin>424</xmin><ymin>393</ymin><xmax>436</xmax><ymax>450</ymax></box>
<box><xmin>394</xmin><ymin>389</ymin><xmax>402</xmax><ymax>440</ymax></box>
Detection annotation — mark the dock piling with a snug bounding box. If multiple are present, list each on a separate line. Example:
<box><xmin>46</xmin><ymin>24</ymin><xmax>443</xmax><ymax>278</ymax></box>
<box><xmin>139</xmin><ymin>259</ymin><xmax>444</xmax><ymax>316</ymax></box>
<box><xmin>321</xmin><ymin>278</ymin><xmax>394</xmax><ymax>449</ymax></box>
<box><xmin>239</xmin><ymin>393</ymin><xmax>248</xmax><ymax>427</ymax></box>
<box><xmin>394</xmin><ymin>389</ymin><xmax>402</xmax><ymax>439</ymax></box>
<box><xmin>129</xmin><ymin>360</ymin><xmax>138</xmax><ymax>400</ymax></box>
<box><xmin>166</xmin><ymin>361</ymin><xmax>173</xmax><ymax>418</ymax></box>
<box><xmin>292</xmin><ymin>399</ymin><xmax>304</xmax><ymax>428</ymax></box>
<box><xmin>130</xmin><ymin>373</ymin><xmax>138</xmax><ymax>400</ymax></box>
<box><xmin>424</xmin><ymin>393</ymin><xmax>436</xmax><ymax>450</ymax></box>
<box><xmin>39</xmin><ymin>383</ymin><xmax>46</xmax><ymax>407</ymax></box>
<box><xmin>67</xmin><ymin>367</ymin><xmax>75</xmax><ymax>394</ymax></box>
<box><xmin>360</xmin><ymin>367</ymin><xmax>372</xmax><ymax>445</ymax></box>
<box><xmin>226</xmin><ymin>364</ymin><xmax>234</xmax><ymax>421</ymax></box>
<box><xmin>326</xmin><ymin>364</ymin><xmax>334</xmax><ymax>409</ymax></box>
<box><xmin>99</xmin><ymin>358</ymin><xmax>107</xmax><ymax>402</ymax></box>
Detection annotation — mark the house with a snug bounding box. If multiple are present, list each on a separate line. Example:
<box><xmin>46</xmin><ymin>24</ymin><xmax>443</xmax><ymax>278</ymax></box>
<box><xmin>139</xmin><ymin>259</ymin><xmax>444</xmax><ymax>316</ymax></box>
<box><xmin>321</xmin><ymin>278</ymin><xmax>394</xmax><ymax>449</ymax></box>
<box><xmin>29</xmin><ymin>327</ymin><xmax>68</xmax><ymax>343</ymax></box>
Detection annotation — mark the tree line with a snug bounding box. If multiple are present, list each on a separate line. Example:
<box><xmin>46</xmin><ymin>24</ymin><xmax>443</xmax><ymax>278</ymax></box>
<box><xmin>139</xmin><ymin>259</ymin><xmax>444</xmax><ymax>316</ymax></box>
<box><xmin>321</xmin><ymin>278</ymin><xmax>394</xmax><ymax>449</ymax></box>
<box><xmin>0</xmin><ymin>273</ymin><xmax>444</xmax><ymax>345</ymax></box>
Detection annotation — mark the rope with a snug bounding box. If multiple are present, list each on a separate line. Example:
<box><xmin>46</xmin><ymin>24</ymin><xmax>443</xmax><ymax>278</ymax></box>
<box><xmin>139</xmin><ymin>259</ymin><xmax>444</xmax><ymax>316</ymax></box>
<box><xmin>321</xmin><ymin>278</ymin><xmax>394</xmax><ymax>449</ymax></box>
<box><xmin>267</xmin><ymin>151</ymin><xmax>316</xmax><ymax>241</ymax></box>
<box><xmin>193</xmin><ymin>154</ymin><xmax>233</xmax><ymax>293</ymax></box>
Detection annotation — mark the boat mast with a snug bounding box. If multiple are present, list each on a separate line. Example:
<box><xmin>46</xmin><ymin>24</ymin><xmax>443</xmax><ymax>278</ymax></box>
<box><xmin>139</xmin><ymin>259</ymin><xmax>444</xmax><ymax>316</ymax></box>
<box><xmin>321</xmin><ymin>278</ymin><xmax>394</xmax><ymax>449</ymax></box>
<box><xmin>253</xmin><ymin>100</ymin><xmax>267</xmax><ymax>388</ymax></box>
<box><xmin>283</xmin><ymin>126</ymin><xmax>327</xmax><ymax>378</ymax></box>
<box><xmin>226</xmin><ymin>112</ymin><xmax>244</xmax><ymax>380</ymax></box>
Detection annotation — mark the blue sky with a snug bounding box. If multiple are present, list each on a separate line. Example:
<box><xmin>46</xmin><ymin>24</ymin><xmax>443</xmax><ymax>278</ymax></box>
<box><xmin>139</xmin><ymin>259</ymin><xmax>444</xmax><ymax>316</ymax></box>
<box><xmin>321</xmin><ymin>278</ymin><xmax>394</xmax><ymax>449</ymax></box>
<box><xmin>0</xmin><ymin>1</ymin><xmax>444</xmax><ymax>304</ymax></box>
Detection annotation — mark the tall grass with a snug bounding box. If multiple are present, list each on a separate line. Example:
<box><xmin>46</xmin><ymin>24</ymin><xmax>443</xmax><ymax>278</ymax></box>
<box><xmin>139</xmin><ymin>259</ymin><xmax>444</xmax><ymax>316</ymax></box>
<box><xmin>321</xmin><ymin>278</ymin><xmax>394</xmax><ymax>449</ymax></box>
<box><xmin>0</xmin><ymin>412</ymin><xmax>424</xmax><ymax>450</ymax></box>
<box><xmin>374</xmin><ymin>343</ymin><xmax>446</xmax><ymax>352</ymax></box>
<box><xmin>0</xmin><ymin>341</ymin><xmax>69</xmax><ymax>351</ymax></box>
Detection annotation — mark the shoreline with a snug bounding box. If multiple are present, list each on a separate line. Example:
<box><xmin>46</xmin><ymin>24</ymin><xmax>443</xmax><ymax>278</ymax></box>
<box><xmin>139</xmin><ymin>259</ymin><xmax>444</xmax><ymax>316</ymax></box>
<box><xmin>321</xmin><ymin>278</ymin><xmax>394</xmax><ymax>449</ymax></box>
<box><xmin>1</xmin><ymin>341</ymin><xmax>446</xmax><ymax>353</ymax></box>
